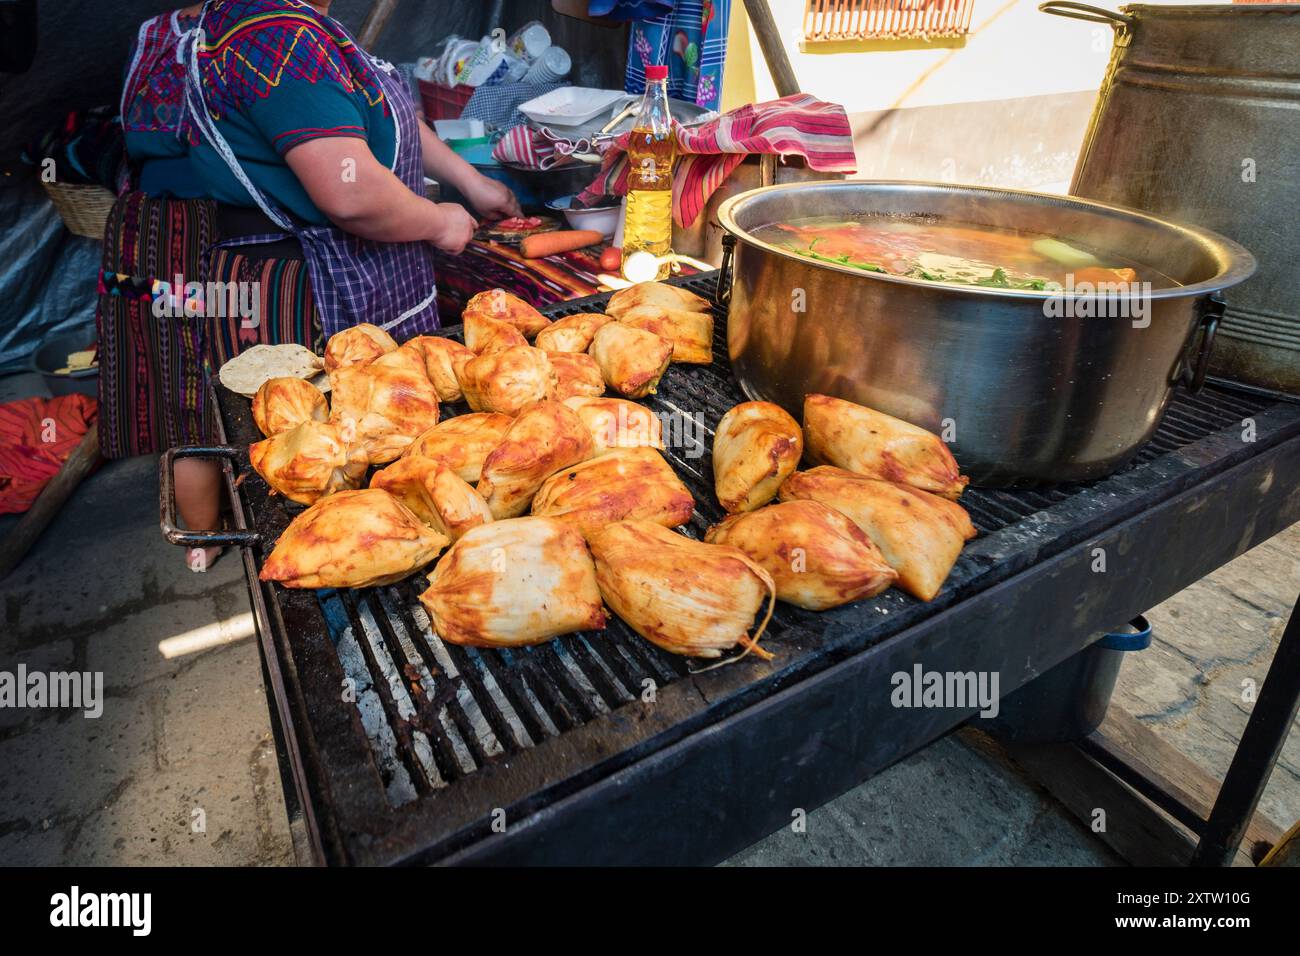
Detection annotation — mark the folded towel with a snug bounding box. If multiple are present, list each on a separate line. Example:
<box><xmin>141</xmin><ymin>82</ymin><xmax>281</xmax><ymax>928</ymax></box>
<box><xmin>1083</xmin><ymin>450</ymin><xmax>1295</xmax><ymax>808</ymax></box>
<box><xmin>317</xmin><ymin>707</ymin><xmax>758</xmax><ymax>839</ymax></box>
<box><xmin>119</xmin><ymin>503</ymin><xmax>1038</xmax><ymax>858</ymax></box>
<box><xmin>491</xmin><ymin>123</ymin><xmax>599</xmax><ymax>170</ymax></box>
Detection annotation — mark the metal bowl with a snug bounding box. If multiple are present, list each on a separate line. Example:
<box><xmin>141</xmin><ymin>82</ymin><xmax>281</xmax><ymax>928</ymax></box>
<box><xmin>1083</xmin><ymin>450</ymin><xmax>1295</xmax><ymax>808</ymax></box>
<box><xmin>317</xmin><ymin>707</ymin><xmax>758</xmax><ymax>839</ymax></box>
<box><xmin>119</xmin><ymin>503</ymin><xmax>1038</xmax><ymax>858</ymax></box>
<box><xmin>716</xmin><ymin>180</ymin><xmax>1256</xmax><ymax>486</ymax></box>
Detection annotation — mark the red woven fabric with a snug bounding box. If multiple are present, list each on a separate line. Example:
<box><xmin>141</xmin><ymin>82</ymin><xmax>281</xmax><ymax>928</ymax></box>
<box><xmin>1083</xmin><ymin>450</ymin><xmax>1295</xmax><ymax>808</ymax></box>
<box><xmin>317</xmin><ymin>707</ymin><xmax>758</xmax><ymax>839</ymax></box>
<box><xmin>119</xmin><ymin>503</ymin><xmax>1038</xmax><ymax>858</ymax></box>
<box><xmin>0</xmin><ymin>394</ymin><xmax>98</xmax><ymax>515</ymax></box>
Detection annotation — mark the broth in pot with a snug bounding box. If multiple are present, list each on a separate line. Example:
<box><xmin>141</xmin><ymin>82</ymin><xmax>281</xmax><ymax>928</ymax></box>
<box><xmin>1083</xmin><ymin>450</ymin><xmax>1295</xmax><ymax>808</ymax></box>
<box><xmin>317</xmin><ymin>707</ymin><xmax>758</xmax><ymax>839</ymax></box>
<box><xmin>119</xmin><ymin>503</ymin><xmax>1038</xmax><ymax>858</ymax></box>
<box><xmin>752</xmin><ymin>215</ymin><xmax>1179</xmax><ymax>291</ymax></box>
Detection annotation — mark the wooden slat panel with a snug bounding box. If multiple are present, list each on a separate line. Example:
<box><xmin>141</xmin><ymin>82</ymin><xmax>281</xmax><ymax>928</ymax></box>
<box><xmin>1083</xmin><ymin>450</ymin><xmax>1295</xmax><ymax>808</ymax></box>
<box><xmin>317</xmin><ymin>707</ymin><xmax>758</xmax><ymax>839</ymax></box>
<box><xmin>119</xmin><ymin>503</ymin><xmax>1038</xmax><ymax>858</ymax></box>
<box><xmin>803</xmin><ymin>0</ymin><xmax>973</xmax><ymax>41</ymax></box>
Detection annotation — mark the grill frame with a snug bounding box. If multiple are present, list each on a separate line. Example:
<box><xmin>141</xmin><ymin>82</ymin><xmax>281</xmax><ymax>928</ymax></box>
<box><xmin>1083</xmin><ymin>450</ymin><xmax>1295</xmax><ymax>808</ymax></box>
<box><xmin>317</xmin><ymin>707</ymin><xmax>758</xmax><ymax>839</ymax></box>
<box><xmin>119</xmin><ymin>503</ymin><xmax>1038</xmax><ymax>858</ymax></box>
<box><xmin>211</xmin><ymin>274</ymin><xmax>1300</xmax><ymax>865</ymax></box>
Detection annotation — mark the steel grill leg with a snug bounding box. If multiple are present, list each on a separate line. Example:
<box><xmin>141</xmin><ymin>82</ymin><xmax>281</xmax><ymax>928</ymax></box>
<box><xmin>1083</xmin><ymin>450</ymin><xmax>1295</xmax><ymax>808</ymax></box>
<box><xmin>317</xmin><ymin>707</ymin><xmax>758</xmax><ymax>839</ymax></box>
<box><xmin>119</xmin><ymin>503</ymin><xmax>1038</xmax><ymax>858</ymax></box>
<box><xmin>1191</xmin><ymin>590</ymin><xmax>1300</xmax><ymax>866</ymax></box>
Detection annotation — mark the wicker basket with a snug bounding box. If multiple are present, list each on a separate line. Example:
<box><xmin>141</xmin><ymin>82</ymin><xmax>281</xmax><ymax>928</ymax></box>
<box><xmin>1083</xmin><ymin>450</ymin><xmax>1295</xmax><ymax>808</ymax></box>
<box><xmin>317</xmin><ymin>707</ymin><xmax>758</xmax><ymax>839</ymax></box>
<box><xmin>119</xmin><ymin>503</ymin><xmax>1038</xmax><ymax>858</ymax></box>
<box><xmin>41</xmin><ymin>181</ymin><xmax>116</xmax><ymax>240</ymax></box>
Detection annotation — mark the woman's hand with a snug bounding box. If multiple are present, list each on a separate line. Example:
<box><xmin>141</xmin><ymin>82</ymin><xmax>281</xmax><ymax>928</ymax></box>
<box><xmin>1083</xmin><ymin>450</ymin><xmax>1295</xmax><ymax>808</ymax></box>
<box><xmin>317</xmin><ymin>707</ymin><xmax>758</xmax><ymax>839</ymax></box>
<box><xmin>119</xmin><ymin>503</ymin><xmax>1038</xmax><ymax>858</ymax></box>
<box><xmin>430</xmin><ymin>203</ymin><xmax>478</xmax><ymax>254</ymax></box>
<box><xmin>461</xmin><ymin>174</ymin><xmax>522</xmax><ymax>222</ymax></box>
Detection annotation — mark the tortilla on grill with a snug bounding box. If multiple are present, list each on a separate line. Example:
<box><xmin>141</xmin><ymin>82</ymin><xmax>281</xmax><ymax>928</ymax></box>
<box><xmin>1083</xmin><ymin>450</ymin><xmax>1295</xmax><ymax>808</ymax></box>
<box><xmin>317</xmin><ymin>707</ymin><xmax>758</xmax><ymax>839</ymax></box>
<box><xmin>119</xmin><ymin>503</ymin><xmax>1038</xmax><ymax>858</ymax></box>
<box><xmin>218</xmin><ymin>344</ymin><xmax>325</xmax><ymax>397</ymax></box>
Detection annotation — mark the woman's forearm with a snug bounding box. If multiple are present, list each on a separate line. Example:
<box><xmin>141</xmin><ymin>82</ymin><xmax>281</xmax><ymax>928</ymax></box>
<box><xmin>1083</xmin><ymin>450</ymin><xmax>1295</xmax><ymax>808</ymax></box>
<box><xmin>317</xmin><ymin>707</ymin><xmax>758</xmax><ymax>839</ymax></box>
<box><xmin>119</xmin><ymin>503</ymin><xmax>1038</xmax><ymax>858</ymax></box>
<box><xmin>419</xmin><ymin>122</ymin><xmax>480</xmax><ymax>192</ymax></box>
<box><xmin>326</xmin><ymin>184</ymin><xmax>444</xmax><ymax>242</ymax></box>
<box><xmin>284</xmin><ymin>136</ymin><xmax>444</xmax><ymax>242</ymax></box>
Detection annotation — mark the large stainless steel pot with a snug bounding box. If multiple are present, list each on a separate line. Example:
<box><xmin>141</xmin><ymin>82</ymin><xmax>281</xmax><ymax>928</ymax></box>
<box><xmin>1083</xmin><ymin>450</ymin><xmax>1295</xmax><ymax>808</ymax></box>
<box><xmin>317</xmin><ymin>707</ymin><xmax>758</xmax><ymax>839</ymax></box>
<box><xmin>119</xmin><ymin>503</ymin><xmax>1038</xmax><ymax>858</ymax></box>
<box><xmin>1042</xmin><ymin>2</ymin><xmax>1300</xmax><ymax>394</ymax></box>
<box><xmin>716</xmin><ymin>180</ymin><xmax>1255</xmax><ymax>486</ymax></box>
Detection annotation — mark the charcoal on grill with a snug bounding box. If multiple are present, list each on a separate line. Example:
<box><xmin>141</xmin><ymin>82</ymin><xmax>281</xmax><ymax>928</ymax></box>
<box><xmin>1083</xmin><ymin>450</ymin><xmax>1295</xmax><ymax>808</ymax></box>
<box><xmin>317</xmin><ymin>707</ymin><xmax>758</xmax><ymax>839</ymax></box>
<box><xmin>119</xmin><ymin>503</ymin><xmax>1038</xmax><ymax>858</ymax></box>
<box><xmin>713</xmin><ymin>401</ymin><xmax>803</xmax><ymax>514</ymax></box>
<box><xmin>419</xmin><ymin>516</ymin><xmax>607</xmax><ymax>647</ymax></box>
<box><xmin>803</xmin><ymin>393</ymin><xmax>969</xmax><ymax>500</ymax></box>
<box><xmin>588</xmin><ymin>520</ymin><xmax>776</xmax><ymax>660</ymax></box>
<box><xmin>705</xmin><ymin>500</ymin><xmax>897</xmax><ymax>610</ymax></box>
<box><xmin>780</xmin><ymin>467</ymin><xmax>975</xmax><ymax>602</ymax></box>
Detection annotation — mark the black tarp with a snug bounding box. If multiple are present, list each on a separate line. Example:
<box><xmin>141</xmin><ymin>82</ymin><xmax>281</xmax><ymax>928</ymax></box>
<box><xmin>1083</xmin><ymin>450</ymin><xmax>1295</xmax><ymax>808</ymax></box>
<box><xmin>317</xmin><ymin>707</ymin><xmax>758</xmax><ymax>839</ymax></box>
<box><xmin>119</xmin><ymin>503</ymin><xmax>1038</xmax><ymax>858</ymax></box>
<box><xmin>0</xmin><ymin>0</ymin><xmax>627</xmax><ymax>364</ymax></box>
<box><xmin>0</xmin><ymin>0</ymin><xmax>626</xmax><ymax>160</ymax></box>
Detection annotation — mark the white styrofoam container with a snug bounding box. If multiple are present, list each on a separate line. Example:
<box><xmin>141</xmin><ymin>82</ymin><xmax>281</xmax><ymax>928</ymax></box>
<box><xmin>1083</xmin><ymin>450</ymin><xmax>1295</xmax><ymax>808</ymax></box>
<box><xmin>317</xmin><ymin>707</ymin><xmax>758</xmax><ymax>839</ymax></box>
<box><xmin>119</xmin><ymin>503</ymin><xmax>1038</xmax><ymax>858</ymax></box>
<box><xmin>517</xmin><ymin>87</ymin><xmax>629</xmax><ymax>127</ymax></box>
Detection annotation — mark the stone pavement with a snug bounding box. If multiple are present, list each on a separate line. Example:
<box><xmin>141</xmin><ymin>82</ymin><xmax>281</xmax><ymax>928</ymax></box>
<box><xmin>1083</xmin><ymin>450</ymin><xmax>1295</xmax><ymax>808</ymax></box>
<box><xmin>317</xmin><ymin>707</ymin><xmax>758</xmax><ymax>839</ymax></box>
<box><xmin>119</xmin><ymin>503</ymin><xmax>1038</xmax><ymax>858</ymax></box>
<box><xmin>0</xmin><ymin>450</ymin><xmax>293</xmax><ymax>866</ymax></box>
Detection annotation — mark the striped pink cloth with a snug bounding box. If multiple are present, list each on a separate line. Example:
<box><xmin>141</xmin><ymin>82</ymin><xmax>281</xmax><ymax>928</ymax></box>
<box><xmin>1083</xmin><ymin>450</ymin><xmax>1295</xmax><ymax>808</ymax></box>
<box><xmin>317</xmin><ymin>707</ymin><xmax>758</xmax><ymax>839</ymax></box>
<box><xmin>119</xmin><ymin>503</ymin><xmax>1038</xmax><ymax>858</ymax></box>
<box><xmin>492</xmin><ymin>124</ymin><xmax>597</xmax><ymax>170</ymax></box>
<box><xmin>577</xmin><ymin>93</ymin><xmax>857</xmax><ymax>227</ymax></box>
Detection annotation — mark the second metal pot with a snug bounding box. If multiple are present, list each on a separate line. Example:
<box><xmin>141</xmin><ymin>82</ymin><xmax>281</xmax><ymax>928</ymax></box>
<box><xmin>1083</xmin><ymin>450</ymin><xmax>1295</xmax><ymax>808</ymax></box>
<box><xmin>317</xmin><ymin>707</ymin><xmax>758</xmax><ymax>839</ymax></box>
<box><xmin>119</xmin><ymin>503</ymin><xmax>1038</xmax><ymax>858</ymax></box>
<box><xmin>716</xmin><ymin>180</ymin><xmax>1255</xmax><ymax>486</ymax></box>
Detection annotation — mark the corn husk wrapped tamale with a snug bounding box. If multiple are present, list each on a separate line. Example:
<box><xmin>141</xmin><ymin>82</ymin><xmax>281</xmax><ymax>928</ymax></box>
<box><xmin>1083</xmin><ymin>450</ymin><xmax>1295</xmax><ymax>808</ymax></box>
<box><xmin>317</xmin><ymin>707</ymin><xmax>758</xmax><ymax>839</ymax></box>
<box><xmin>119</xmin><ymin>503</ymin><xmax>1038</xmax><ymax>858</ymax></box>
<box><xmin>404</xmin><ymin>412</ymin><xmax>514</xmax><ymax>483</ymax></box>
<box><xmin>463</xmin><ymin>310</ymin><xmax>528</xmax><ymax>354</ymax></box>
<box><xmin>713</xmin><ymin>401</ymin><xmax>803</xmax><ymax>513</ymax></box>
<box><xmin>803</xmin><ymin>393</ymin><xmax>969</xmax><ymax>500</ymax></box>
<box><xmin>464</xmin><ymin>288</ymin><xmax>551</xmax><ymax>339</ymax></box>
<box><xmin>704</xmin><ymin>500</ymin><xmax>897</xmax><ymax>610</ymax></box>
<box><xmin>371</xmin><ymin>454</ymin><xmax>493</xmax><ymax>541</ymax></box>
<box><xmin>617</xmin><ymin>305</ymin><xmax>713</xmax><ymax>365</ymax></box>
<box><xmin>261</xmin><ymin>489</ymin><xmax>447</xmax><ymax>588</ymax></box>
<box><xmin>588</xmin><ymin>322</ymin><xmax>672</xmax><ymax>398</ymax></box>
<box><xmin>323</xmin><ymin>323</ymin><xmax>397</xmax><ymax>371</ymax></box>
<box><xmin>562</xmin><ymin>397</ymin><xmax>664</xmax><ymax>456</ymax></box>
<box><xmin>419</xmin><ymin>516</ymin><xmax>606</xmax><ymax>647</ymax></box>
<box><xmin>779</xmin><ymin>466</ymin><xmax>975</xmax><ymax>602</ymax></box>
<box><xmin>549</xmin><ymin>351</ymin><xmax>606</xmax><ymax>401</ymax></box>
<box><xmin>532</xmin><ymin>447</ymin><xmax>694</xmax><ymax>537</ymax></box>
<box><xmin>251</xmin><ymin>375</ymin><xmax>328</xmax><ymax>437</ymax></box>
<box><xmin>605</xmin><ymin>281</ymin><xmax>711</xmax><ymax>318</ymax></box>
<box><xmin>534</xmin><ymin>312</ymin><xmax>613</xmax><ymax>353</ymax></box>
<box><xmin>328</xmin><ymin>346</ymin><xmax>441</xmax><ymax>463</ymax></box>
<box><xmin>401</xmin><ymin>336</ymin><xmax>474</xmax><ymax>402</ymax></box>
<box><xmin>458</xmin><ymin>345</ymin><xmax>557</xmax><ymax>416</ymax></box>
<box><xmin>477</xmin><ymin>400</ymin><xmax>593</xmax><ymax>518</ymax></box>
<box><xmin>249</xmin><ymin>419</ymin><xmax>368</xmax><ymax>505</ymax></box>
<box><xmin>588</xmin><ymin>520</ymin><xmax>776</xmax><ymax>660</ymax></box>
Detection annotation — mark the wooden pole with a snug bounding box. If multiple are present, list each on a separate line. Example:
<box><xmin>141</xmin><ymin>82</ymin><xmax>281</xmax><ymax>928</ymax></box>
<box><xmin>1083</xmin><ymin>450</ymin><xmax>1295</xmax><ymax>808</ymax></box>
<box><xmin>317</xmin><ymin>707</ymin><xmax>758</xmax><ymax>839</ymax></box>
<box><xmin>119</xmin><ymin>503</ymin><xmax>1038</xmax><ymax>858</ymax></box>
<box><xmin>0</xmin><ymin>421</ymin><xmax>100</xmax><ymax>580</ymax></box>
<box><xmin>742</xmin><ymin>0</ymin><xmax>800</xmax><ymax>97</ymax></box>
<box><xmin>357</xmin><ymin>0</ymin><xmax>400</xmax><ymax>51</ymax></box>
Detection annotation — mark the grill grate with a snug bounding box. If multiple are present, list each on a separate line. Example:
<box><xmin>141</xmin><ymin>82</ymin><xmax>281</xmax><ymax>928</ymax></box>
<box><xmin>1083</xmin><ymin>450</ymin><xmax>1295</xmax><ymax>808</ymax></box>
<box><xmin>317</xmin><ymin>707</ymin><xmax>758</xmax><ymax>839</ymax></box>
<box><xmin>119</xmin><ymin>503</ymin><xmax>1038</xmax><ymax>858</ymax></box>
<box><xmin>257</xmin><ymin>275</ymin><xmax>1274</xmax><ymax>807</ymax></box>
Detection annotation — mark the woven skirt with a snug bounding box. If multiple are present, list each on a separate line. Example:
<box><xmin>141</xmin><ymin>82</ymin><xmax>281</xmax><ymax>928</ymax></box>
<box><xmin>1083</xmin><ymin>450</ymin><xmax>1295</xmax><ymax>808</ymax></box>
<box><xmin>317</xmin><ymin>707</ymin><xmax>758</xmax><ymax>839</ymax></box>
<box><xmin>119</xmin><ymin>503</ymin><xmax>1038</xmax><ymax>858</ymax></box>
<box><xmin>95</xmin><ymin>193</ymin><xmax>320</xmax><ymax>459</ymax></box>
<box><xmin>95</xmin><ymin>192</ymin><xmax>216</xmax><ymax>460</ymax></box>
<box><xmin>203</xmin><ymin>244</ymin><xmax>320</xmax><ymax>370</ymax></box>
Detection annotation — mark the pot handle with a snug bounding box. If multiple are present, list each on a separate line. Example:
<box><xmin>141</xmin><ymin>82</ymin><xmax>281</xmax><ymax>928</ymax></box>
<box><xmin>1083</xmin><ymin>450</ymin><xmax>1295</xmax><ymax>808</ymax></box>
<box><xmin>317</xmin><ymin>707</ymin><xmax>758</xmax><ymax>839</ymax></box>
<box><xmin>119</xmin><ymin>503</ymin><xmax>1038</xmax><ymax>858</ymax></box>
<box><xmin>716</xmin><ymin>232</ymin><xmax>737</xmax><ymax>307</ymax></box>
<box><xmin>160</xmin><ymin>445</ymin><xmax>261</xmax><ymax>548</ymax></box>
<box><xmin>1038</xmin><ymin>2</ymin><xmax>1133</xmax><ymax>27</ymax></box>
<box><xmin>1174</xmin><ymin>294</ymin><xmax>1223</xmax><ymax>395</ymax></box>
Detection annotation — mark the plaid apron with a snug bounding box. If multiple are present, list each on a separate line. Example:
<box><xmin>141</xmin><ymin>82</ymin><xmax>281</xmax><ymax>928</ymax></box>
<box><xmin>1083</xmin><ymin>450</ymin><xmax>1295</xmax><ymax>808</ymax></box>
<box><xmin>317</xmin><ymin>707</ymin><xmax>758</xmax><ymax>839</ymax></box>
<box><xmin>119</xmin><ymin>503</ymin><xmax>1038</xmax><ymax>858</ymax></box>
<box><xmin>178</xmin><ymin>12</ymin><xmax>440</xmax><ymax>341</ymax></box>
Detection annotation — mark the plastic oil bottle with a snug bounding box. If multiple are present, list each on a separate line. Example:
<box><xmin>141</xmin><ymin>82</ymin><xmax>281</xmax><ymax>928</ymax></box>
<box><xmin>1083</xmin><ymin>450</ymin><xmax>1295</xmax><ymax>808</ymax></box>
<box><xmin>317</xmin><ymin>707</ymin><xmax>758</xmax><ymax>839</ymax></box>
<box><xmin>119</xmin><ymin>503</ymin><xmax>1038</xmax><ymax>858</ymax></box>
<box><xmin>621</xmin><ymin>64</ymin><xmax>675</xmax><ymax>282</ymax></box>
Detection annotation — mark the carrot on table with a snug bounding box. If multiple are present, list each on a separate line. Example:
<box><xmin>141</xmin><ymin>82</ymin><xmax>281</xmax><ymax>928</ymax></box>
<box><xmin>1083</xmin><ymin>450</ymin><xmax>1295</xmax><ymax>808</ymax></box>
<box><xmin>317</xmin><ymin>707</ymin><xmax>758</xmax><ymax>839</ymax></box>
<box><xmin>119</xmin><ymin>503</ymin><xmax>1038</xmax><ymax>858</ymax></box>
<box><xmin>520</xmin><ymin>230</ymin><xmax>603</xmax><ymax>259</ymax></box>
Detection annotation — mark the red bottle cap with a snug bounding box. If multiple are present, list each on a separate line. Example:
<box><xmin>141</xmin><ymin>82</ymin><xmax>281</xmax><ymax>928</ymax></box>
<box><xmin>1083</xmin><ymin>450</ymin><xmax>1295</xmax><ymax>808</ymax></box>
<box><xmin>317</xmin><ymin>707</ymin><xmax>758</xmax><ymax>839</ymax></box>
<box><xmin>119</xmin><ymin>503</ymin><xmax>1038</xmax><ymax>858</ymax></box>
<box><xmin>645</xmin><ymin>65</ymin><xmax>668</xmax><ymax>81</ymax></box>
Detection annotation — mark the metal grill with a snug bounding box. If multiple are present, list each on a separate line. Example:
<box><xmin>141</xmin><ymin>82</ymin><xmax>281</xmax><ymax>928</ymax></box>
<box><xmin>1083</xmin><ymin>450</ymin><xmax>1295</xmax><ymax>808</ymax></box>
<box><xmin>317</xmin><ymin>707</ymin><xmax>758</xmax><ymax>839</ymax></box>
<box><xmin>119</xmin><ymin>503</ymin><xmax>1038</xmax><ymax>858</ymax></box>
<box><xmin>276</xmin><ymin>276</ymin><xmax>1271</xmax><ymax>806</ymax></box>
<box><xmin>214</xmin><ymin>272</ymin><xmax>1300</xmax><ymax>864</ymax></box>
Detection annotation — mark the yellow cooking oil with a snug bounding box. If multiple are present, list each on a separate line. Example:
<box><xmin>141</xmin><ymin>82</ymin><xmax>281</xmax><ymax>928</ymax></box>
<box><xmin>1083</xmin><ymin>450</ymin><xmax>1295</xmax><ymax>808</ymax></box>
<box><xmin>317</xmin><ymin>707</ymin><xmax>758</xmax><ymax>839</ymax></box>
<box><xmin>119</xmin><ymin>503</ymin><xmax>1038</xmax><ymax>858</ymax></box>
<box><xmin>622</xmin><ymin>65</ymin><xmax>675</xmax><ymax>282</ymax></box>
